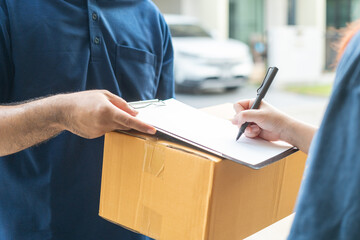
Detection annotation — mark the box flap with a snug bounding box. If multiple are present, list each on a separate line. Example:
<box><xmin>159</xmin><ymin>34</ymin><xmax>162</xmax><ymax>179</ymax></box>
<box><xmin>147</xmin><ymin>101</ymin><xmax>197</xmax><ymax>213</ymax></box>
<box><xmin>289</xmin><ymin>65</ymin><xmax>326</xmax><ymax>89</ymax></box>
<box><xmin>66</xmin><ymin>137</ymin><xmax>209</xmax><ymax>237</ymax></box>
<box><xmin>118</xmin><ymin>130</ymin><xmax>222</xmax><ymax>163</ymax></box>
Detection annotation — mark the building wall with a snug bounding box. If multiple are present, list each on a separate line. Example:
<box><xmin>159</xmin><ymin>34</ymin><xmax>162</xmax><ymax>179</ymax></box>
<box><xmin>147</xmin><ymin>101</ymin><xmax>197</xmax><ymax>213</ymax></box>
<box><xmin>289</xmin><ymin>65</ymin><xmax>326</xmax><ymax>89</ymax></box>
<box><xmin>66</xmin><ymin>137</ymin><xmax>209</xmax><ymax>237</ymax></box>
<box><xmin>182</xmin><ymin>0</ymin><xmax>229</xmax><ymax>40</ymax></box>
<box><xmin>267</xmin><ymin>0</ymin><xmax>326</xmax><ymax>82</ymax></box>
<box><xmin>152</xmin><ymin>0</ymin><xmax>181</xmax><ymax>14</ymax></box>
<box><xmin>297</xmin><ymin>0</ymin><xmax>326</xmax><ymax>29</ymax></box>
<box><xmin>154</xmin><ymin>0</ymin><xmax>329</xmax><ymax>80</ymax></box>
<box><xmin>265</xmin><ymin>0</ymin><xmax>288</xmax><ymax>27</ymax></box>
<box><xmin>153</xmin><ymin>0</ymin><xmax>229</xmax><ymax>40</ymax></box>
<box><xmin>264</xmin><ymin>0</ymin><xmax>326</xmax><ymax>29</ymax></box>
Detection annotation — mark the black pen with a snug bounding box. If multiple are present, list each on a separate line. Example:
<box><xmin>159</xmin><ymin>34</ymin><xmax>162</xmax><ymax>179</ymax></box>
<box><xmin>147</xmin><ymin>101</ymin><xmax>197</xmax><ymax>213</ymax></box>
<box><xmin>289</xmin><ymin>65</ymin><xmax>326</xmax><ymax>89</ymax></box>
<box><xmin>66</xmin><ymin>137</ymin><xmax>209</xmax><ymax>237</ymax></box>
<box><xmin>236</xmin><ymin>67</ymin><xmax>278</xmax><ymax>141</ymax></box>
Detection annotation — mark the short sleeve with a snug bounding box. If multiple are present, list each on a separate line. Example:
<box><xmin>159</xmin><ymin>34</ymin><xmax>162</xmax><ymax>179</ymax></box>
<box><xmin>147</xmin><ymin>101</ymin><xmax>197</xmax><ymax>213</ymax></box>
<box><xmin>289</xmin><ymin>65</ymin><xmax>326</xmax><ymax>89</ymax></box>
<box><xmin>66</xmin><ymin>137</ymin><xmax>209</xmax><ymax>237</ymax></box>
<box><xmin>0</xmin><ymin>2</ymin><xmax>14</xmax><ymax>103</ymax></box>
<box><xmin>155</xmin><ymin>14</ymin><xmax>175</xmax><ymax>100</ymax></box>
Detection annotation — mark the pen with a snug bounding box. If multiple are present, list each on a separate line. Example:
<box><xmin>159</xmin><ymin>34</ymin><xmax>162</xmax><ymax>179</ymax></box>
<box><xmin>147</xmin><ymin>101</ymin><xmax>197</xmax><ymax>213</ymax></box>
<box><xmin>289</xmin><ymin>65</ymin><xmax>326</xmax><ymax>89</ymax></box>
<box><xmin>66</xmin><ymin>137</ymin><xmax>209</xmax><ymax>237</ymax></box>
<box><xmin>236</xmin><ymin>67</ymin><xmax>278</xmax><ymax>141</ymax></box>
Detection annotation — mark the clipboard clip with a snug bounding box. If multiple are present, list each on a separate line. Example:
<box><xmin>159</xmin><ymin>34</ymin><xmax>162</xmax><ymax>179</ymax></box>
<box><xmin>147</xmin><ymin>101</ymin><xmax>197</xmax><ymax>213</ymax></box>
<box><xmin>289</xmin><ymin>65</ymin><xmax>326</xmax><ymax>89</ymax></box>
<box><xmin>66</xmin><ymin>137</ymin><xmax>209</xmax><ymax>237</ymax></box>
<box><xmin>129</xmin><ymin>99</ymin><xmax>166</xmax><ymax>109</ymax></box>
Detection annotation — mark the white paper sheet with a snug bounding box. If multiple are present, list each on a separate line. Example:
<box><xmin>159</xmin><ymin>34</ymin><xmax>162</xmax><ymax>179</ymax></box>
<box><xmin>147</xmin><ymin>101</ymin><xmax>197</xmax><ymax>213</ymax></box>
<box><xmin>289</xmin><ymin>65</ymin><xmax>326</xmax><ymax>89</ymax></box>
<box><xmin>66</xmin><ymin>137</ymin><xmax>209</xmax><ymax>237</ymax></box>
<box><xmin>135</xmin><ymin>99</ymin><xmax>294</xmax><ymax>168</ymax></box>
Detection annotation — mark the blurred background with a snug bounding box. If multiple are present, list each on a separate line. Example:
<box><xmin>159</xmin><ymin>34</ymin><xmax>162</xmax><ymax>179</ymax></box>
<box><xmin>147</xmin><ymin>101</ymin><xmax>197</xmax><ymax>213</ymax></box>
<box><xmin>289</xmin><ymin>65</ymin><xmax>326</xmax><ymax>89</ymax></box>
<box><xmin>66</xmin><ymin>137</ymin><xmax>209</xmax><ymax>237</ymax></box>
<box><xmin>149</xmin><ymin>2</ymin><xmax>360</xmax><ymax>237</ymax></box>
<box><xmin>153</xmin><ymin>0</ymin><xmax>360</xmax><ymax>125</ymax></box>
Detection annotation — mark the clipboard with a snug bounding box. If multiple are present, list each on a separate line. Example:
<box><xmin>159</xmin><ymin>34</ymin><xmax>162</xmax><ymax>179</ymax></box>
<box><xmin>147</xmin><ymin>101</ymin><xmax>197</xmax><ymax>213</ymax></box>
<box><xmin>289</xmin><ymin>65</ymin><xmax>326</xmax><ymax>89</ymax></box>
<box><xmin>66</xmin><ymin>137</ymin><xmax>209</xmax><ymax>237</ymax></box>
<box><xmin>130</xmin><ymin>98</ymin><xmax>297</xmax><ymax>169</ymax></box>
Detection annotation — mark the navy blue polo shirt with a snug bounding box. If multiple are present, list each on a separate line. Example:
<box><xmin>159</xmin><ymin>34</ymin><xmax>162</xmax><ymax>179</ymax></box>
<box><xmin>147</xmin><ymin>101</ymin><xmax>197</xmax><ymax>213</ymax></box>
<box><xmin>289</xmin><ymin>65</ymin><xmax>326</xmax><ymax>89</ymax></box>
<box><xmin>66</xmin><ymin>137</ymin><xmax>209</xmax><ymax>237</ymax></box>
<box><xmin>288</xmin><ymin>31</ymin><xmax>360</xmax><ymax>239</ymax></box>
<box><xmin>0</xmin><ymin>0</ymin><xmax>174</xmax><ymax>239</ymax></box>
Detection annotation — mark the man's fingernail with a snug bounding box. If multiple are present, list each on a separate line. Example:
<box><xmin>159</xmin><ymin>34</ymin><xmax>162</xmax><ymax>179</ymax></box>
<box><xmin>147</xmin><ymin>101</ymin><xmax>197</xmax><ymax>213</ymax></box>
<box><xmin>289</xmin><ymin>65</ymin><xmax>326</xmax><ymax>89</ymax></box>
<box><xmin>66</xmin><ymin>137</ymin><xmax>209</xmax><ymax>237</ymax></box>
<box><xmin>130</xmin><ymin>106</ymin><xmax>137</xmax><ymax>112</ymax></box>
<box><xmin>147</xmin><ymin>128</ymin><xmax>156</xmax><ymax>134</ymax></box>
<box><xmin>131</xmin><ymin>108</ymin><xmax>138</xmax><ymax>115</ymax></box>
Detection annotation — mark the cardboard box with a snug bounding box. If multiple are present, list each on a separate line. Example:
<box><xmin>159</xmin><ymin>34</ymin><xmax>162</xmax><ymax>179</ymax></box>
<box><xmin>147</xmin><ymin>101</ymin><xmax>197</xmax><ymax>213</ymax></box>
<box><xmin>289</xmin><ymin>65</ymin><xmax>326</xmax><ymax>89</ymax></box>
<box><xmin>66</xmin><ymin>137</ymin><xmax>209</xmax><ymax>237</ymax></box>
<box><xmin>99</xmin><ymin>130</ymin><xmax>306</xmax><ymax>240</ymax></box>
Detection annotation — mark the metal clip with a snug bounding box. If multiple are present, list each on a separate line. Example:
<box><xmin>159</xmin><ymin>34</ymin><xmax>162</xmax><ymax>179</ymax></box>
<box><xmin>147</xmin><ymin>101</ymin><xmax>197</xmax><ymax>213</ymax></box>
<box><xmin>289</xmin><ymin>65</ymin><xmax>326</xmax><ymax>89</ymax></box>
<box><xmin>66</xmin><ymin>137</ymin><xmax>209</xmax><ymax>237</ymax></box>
<box><xmin>129</xmin><ymin>99</ymin><xmax>166</xmax><ymax>109</ymax></box>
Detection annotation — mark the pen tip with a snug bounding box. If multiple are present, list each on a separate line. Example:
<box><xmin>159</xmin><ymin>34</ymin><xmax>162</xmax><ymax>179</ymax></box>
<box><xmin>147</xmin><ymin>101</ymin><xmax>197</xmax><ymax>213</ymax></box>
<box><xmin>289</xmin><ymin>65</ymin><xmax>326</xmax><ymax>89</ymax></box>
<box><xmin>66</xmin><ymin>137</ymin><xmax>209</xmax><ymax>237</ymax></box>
<box><xmin>236</xmin><ymin>129</ymin><xmax>245</xmax><ymax>141</ymax></box>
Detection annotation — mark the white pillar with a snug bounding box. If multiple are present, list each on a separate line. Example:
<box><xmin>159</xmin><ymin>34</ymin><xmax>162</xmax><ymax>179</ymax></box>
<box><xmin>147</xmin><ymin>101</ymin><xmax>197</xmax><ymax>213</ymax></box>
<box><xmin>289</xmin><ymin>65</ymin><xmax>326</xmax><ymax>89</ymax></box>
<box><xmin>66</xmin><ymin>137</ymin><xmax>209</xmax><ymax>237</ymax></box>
<box><xmin>265</xmin><ymin>0</ymin><xmax>288</xmax><ymax>29</ymax></box>
<box><xmin>181</xmin><ymin>0</ymin><xmax>229</xmax><ymax>40</ymax></box>
<box><xmin>297</xmin><ymin>0</ymin><xmax>326</xmax><ymax>30</ymax></box>
<box><xmin>296</xmin><ymin>0</ymin><xmax>326</xmax><ymax>72</ymax></box>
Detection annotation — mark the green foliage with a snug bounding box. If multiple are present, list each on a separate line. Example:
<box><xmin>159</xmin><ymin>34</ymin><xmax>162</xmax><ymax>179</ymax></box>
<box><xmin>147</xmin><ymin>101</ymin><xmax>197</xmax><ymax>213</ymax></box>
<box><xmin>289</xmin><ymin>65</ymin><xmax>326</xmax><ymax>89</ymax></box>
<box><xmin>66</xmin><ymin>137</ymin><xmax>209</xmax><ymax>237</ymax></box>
<box><xmin>284</xmin><ymin>84</ymin><xmax>333</xmax><ymax>97</ymax></box>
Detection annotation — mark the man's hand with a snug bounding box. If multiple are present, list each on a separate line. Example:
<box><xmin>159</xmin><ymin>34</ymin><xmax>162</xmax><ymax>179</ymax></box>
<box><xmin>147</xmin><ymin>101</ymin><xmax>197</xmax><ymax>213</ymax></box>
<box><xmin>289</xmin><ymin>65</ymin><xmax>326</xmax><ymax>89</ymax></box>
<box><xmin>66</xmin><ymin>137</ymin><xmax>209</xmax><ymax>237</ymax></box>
<box><xmin>57</xmin><ymin>90</ymin><xmax>156</xmax><ymax>139</ymax></box>
<box><xmin>0</xmin><ymin>90</ymin><xmax>156</xmax><ymax>156</ymax></box>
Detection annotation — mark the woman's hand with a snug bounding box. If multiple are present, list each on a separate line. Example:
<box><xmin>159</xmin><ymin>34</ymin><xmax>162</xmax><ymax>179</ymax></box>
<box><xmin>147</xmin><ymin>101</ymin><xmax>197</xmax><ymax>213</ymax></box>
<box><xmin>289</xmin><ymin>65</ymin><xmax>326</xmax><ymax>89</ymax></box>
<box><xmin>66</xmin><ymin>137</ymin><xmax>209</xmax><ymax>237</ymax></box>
<box><xmin>232</xmin><ymin>99</ymin><xmax>317</xmax><ymax>154</ymax></box>
<box><xmin>232</xmin><ymin>99</ymin><xmax>288</xmax><ymax>142</ymax></box>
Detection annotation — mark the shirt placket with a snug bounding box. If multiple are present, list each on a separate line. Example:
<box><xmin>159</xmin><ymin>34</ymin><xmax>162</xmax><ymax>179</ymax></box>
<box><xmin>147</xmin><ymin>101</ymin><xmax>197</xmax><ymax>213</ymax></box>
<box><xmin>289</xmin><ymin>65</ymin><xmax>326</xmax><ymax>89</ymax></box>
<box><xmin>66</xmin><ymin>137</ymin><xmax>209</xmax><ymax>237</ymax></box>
<box><xmin>87</xmin><ymin>0</ymin><xmax>102</xmax><ymax>61</ymax></box>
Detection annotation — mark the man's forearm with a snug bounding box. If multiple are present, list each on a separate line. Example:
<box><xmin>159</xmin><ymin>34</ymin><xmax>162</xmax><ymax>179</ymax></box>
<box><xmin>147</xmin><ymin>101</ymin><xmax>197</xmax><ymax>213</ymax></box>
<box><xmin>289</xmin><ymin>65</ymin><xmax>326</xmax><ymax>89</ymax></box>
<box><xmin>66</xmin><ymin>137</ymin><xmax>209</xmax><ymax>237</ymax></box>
<box><xmin>0</xmin><ymin>96</ymin><xmax>64</xmax><ymax>156</ymax></box>
<box><xmin>0</xmin><ymin>90</ymin><xmax>156</xmax><ymax>157</ymax></box>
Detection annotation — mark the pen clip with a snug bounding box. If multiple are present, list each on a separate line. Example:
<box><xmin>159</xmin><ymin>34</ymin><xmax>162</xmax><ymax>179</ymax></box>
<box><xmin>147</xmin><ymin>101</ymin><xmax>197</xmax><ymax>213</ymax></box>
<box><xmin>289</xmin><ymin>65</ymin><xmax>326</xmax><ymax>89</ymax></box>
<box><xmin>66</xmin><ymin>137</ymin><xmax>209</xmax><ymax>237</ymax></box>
<box><xmin>257</xmin><ymin>67</ymin><xmax>273</xmax><ymax>94</ymax></box>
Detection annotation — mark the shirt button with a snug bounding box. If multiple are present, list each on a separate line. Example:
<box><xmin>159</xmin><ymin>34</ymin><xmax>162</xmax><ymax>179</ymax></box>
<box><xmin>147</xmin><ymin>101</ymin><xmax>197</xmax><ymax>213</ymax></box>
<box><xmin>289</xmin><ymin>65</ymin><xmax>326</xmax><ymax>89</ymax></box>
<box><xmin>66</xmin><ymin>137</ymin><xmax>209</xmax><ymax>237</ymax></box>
<box><xmin>92</xmin><ymin>12</ymin><xmax>98</xmax><ymax>21</ymax></box>
<box><xmin>94</xmin><ymin>36</ymin><xmax>100</xmax><ymax>45</ymax></box>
